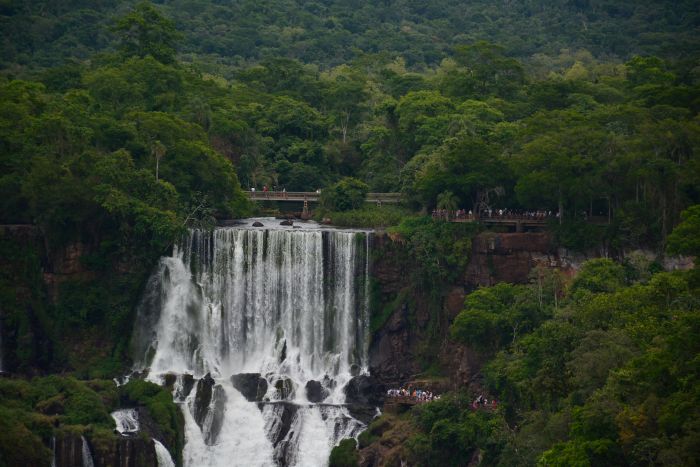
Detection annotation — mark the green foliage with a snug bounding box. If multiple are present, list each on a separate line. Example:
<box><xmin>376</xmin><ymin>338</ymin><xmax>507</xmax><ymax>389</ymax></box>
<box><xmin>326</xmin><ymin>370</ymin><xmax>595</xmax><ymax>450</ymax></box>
<box><xmin>0</xmin><ymin>376</ymin><xmax>119</xmax><ymax>467</ymax></box>
<box><xmin>316</xmin><ymin>205</ymin><xmax>412</xmax><ymax>229</ymax></box>
<box><xmin>388</xmin><ymin>217</ymin><xmax>479</xmax><ymax>287</ymax></box>
<box><xmin>451</xmin><ymin>282</ymin><xmax>552</xmax><ymax>352</ymax></box>
<box><xmin>570</xmin><ymin>258</ymin><xmax>627</xmax><ymax>296</ymax></box>
<box><xmin>3</xmin><ymin>0</ymin><xmax>699</xmax><ymax>72</ymax></box>
<box><xmin>401</xmin><ymin>259</ymin><xmax>700</xmax><ymax>465</ymax></box>
<box><xmin>121</xmin><ymin>380</ymin><xmax>185</xmax><ymax>463</ymax></box>
<box><xmin>320</xmin><ymin>177</ymin><xmax>369</xmax><ymax>212</ymax></box>
<box><xmin>113</xmin><ymin>1</ymin><xmax>182</xmax><ymax>64</ymax></box>
<box><xmin>405</xmin><ymin>393</ymin><xmax>502</xmax><ymax>467</ymax></box>
<box><xmin>328</xmin><ymin>438</ymin><xmax>358</xmax><ymax>467</ymax></box>
<box><xmin>483</xmin><ymin>265</ymin><xmax>699</xmax><ymax>464</ymax></box>
<box><xmin>667</xmin><ymin>204</ymin><xmax>700</xmax><ymax>257</ymax></box>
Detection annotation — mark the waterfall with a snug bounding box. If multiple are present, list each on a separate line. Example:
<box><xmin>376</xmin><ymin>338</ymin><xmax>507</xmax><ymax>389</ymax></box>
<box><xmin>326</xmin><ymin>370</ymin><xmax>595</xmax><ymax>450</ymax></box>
<box><xmin>133</xmin><ymin>220</ymin><xmax>372</xmax><ymax>466</ymax></box>
<box><xmin>81</xmin><ymin>436</ymin><xmax>95</xmax><ymax>467</ymax></box>
<box><xmin>154</xmin><ymin>440</ymin><xmax>176</xmax><ymax>467</ymax></box>
<box><xmin>111</xmin><ymin>409</ymin><xmax>140</xmax><ymax>435</ymax></box>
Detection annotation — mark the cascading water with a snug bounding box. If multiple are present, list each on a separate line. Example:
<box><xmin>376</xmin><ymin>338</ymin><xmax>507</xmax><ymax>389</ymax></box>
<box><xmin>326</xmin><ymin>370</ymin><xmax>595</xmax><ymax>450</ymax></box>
<box><xmin>111</xmin><ymin>409</ymin><xmax>140</xmax><ymax>435</ymax></box>
<box><xmin>81</xmin><ymin>436</ymin><xmax>95</xmax><ymax>467</ymax></box>
<box><xmin>132</xmin><ymin>220</ymin><xmax>372</xmax><ymax>466</ymax></box>
<box><xmin>154</xmin><ymin>439</ymin><xmax>176</xmax><ymax>467</ymax></box>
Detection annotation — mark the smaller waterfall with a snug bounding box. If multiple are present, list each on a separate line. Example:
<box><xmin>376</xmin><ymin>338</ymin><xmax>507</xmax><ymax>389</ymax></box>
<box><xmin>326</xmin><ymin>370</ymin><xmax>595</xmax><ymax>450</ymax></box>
<box><xmin>111</xmin><ymin>409</ymin><xmax>140</xmax><ymax>435</ymax></box>
<box><xmin>154</xmin><ymin>440</ymin><xmax>176</xmax><ymax>467</ymax></box>
<box><xmin>81</xmin><ymin>436</ymin><xmax>95</xmax><ymax>467</ymax></box>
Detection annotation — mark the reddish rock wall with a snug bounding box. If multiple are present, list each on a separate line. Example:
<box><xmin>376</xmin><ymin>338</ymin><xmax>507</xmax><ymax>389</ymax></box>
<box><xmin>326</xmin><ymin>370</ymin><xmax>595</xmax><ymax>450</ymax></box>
<box><xmin>369</xmin><ymin>231</ymin><xmax>572</xmax><ymax>390</ymax></box>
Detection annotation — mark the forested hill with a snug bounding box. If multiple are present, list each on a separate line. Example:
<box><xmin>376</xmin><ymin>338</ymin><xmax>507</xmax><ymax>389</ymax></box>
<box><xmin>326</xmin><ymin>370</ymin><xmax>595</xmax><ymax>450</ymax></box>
<box><xmin>2</xmin><ymin>0</ymin><xmax>700</xmax><ymax>74</ymax></box>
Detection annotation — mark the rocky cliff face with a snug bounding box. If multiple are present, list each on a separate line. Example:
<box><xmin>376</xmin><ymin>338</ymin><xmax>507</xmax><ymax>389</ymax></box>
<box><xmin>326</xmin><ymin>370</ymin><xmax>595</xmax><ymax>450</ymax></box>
<box><xmin>369</xmin><ymin>231</ymin><xmax>578</xmax><ymax>389</ymax></box>
<box><xmin>51</xmin><ymin>432</ymin><xmax>158</xmax><ymax>467</ymax></box>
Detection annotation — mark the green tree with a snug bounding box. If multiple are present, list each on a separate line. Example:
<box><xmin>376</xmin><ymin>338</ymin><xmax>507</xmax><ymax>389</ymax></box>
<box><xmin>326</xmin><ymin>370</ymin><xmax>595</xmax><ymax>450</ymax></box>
<box><xmin>320</xmin><ymin>177</ymin><xmax>369</xmax><ymax>212</ymax></box>
<box><xmin>666</xmin><ymin>205</ymin><xmax>700</xmax><ymax>257</ymax></box>
<box><xmin>113</xmin><ymin>1</ymin><xmax>182</xmax><ymax>64</ymax></box>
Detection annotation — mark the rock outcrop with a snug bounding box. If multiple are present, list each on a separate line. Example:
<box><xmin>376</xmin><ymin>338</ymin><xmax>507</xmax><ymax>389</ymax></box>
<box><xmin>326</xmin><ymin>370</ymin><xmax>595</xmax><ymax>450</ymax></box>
<box><xmin>304</xmin><ymin>380</ymin><xmax>329</xmax><ymax>403</ymax></box>
<box><xmin>192</xmin><ymin>373</ymin><xmax>226</xmax><ymax>445</ymax></box>
<box><xmin>231</xmin><ymin>373</ymin><xmax>268</xmax><ymax>402</ymax></box>
<box><xmin>52</xmin><ymin>432</ymin><xmax>158</xmax><ymax>467</ymax></box>
<box><xmin>369</xmin><ymin>231</ymin><xmax>575</xmax><ymax>389</ymax></box>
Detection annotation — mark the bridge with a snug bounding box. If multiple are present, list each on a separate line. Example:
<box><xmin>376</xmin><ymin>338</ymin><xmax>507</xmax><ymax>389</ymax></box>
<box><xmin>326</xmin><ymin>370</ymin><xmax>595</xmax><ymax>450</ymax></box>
<box><xmin>247</xmin><ymin>191</ymin><xmax>402</xmax><ymax>204</ymax></box>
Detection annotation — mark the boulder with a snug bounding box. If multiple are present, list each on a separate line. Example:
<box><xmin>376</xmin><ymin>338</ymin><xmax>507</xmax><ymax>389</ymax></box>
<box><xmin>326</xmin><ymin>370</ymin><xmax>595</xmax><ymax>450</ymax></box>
<box><xmin>203</xmin><ymin>385</ymin><xmax>227</xmax><ymax>445</ymax></box>
<box><xmin>280</xmin><ymin>220</ymin><xmax>293</xmax><ymax>226</ymax></box>
<box><xmin>305</xmin><ymin>380</ymin><xmax>329</xmax><ymax>403</ymax></box>
<box><xmin>274</xmin><ymin>377</ymin><xmax>295</xmax><ymax>400</ymax></box>
<box><xmin>192</xmin><ymin>373</ymin><xmax>216</xmax><ymax>427</ymax></box>
<box><xmin>344</xmin><ymin>375</ymin><xmax>384</xmax><ymax>406</ymax></box>
<box><xmin>191</xmin><ymin>373</ymin><xmax>227</xmax><ymax>444</ymax></box>
<box><xmin>252</xmin><ymin>221</ymin><xmax>264</xmax><ymax>227</ymax></box>
<box><xmin>231</xmin><ymin>373</ymin><xmax>268</xmax><ymax>402</ymax></box>
<box><xmin>174</xmin><ymin>374</ymin><xmax>195</xmax><ymax>401</ymax></box>
<box><xmin>347</xmin><ymin>403</ymin><xmax>378</xmax><ymax>424</ymax></box>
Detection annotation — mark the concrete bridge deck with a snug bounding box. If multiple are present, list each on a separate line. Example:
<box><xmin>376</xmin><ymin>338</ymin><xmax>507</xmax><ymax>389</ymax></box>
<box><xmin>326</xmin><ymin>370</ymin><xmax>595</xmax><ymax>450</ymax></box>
<box><xmin>247</xmin><ymin>191</ymin><xmax>402</xmax><ymax>204</ymax></box>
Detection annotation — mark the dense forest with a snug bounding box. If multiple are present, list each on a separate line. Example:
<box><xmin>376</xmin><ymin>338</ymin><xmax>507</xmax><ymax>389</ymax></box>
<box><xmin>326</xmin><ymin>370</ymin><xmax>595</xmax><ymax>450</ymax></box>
<box><xmin>0</xmin><ymin>1</ymin><xmax>699</xmax><ymax>466</ymax></box>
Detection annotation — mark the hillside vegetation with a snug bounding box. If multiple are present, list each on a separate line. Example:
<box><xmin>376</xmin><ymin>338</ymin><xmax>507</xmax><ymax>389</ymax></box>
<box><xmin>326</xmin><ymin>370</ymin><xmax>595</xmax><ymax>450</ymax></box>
<box><xmin>0</xmin><ymin>2</ymin><xmax>699</xmax><ymax>466</ymax></box>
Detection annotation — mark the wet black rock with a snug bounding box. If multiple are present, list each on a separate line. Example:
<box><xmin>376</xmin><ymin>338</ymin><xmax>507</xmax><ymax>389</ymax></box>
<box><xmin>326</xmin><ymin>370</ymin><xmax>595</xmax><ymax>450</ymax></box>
<box><xmin>346</xmin><ymin>403</ymin><xmax>378</xmax><ymax>425</ymax></box>
<box><xmin>279</xmin><ymin>340</ymin><xmax>287</xmax><ymax>363</ymax></box>
<box><xmin>193</xmin><ymin>373</ymin><xmax>216</xmax><ymax>427</ymax></box>
<box><xmin>305</xmin><ymin>380</ymin><xmax>329</xmax><ymax>403</ymax></box>
<box><xmin>252</xmin><ymin>221</ymin><xmax>265</xmax><ymax>227</ymax></box>
<box><xmin>192</xmin><ymin>374</ymin><xmax>227</xmax><ymax>445</ymax></box>
<box><xmin>231</xmin><ymin>373</ymin><xmax>268</xmax><ymax>402</ymax></box>
<box><xmin>162</xmin><ymin>373</ymin><xmax>178</xmax><ymax>388</ymax></box>
<box><xmin>53</xmin><ymin>432</ymin><xmax>158</xmax><ymax>467</ymax></box>
<box><xmin>280</xmin><ymin>220</ymin><xmax>293</xmax><ymax>226</ymax></box>
<box><xmin>176</xmin><ymin>374</ymin><xmax>195</xmax><ymax>401</ymax></box>
<box><xmin>344</xmin><ymin>375</ymin><xmax>384</xmax><ymax>406</ymax></box>
<box><xmin>204</xmin><ymin>385</ymin><xmax>227</xmax><ymax>445</ymax></box>
<box><xmin>257</xmin><ymin>401</ymin><xmax>299</xmax><ymax>447</ymax></box>
<box><xmin>274</xmin><ymin>377</ymin><xmax>295</xmax><ymax>400</ymax></box>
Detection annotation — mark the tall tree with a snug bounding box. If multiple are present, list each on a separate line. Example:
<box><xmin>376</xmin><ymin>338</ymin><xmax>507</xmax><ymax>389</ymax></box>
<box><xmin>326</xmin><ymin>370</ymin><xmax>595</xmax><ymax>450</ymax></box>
<box><xmin>113</xmin><ymin>1</ymin><xmax>182</xmax><ymax>64</ymax></box>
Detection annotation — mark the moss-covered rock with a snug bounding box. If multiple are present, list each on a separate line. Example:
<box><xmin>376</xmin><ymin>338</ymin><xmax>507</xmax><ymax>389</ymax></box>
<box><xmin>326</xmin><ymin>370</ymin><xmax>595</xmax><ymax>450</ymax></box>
<box><xmin>121</xmin><ymin>379</ymin><xmax>185</xmax><ymax>465</ymax></box>
<box><xmin>329</xmin><ymin>438</ymin><xmax>359</xmax><ymax>467</ymax></box>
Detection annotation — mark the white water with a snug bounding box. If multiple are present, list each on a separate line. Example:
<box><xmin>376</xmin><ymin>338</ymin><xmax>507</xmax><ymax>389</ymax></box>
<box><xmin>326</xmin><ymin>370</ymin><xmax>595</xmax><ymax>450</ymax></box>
<box><xmin>154</xmin><ymin>439</ymin><xmax>176</xmax><ymax>467</ymax></box>
<box><xmin>133</xmin><ymin>220</ymin><xmax>372</xmax><ymax>466</ymax></box>
<box><xmin>81</xmin><ymin>436</ymin><xmax>95</xmax><ymax>467</ymax></box>
<box><xmin>111</xmin><ymin>409</ymin><xmax>140</xmax><ymax>434</ymax></box>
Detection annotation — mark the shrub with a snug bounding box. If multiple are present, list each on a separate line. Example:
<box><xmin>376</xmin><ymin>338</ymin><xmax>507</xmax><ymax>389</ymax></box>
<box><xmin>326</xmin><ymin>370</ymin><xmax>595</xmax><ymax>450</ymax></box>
<box><xmin>320</xmin><ymin>177</ymin><xmax>369</xmax><ymax>211</ymax></box>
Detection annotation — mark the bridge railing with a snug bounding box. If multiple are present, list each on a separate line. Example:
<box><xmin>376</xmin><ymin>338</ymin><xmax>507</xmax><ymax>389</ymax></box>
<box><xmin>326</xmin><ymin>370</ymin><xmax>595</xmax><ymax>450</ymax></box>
<box><xmin>246</xmin><ymin>191</ymin><xmax>403</xmax><ymax>202</ymax></box>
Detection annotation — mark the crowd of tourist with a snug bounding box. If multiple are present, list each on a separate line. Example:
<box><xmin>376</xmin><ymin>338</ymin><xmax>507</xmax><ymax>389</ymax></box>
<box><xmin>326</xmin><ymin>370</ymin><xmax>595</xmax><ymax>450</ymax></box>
<box><xmin>431</xmin><ymin>208</ymin><xmax>558</xmax><ymax>221</ymax></box>
<box><xmin>386</xmin><ymin>387</ymin><xmax>440</xmax><ymax>403</ymax></box>
<box><xmin>471</xmin><ymin>394</ymin><xmax>498</xmax><ymax>410</ymax></box>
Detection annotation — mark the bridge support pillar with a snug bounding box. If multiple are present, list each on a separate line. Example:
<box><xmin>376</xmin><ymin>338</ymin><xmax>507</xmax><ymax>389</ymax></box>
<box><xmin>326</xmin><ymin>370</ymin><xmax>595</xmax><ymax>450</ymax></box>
<box><xmin>301</xmin><ymin>198</ymin><xmax>310</xmax><ymax>220</ymax></box>
<box><xmin>516</xmin><ymin>221</ymin><xmax>523</xmax><ymax>233</ymax></box>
